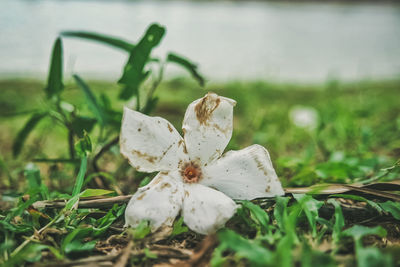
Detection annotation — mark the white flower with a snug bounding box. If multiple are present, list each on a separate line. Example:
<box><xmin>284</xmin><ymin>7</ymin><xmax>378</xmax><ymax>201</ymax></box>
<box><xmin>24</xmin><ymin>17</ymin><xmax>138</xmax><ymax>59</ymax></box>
<box><xmin>289</xmin><ymin>106</ymin><xmax>319</xmax><ymax>130</ymax></box>
<box><xmin>120</xmin><ymin>93</ymin><xmax>284</xmax><ymax>235</ymax></box>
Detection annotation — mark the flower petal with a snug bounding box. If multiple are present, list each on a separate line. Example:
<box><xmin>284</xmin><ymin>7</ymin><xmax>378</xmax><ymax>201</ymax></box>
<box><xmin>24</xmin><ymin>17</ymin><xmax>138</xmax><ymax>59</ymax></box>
<box><xmin>182</xmin><ymin>93</ymin><xmax>236</xmax><ymax>165</ymax></box>
<box><xmin>120</xmin><ymin>107</ymin><xmax>188</xmax><ymax>172</ymax></box>
<box><xmin>182</xmin><ymin>183</ymin><xmax>237</xmax><ymax>235</ymax></box>
<box><xmin>125</xmin><ymin>171</ymin><xmax>184</xmax><ymax>231</ymax></box>
<box><xmin>201</xmin><ymin>144</ymin><xmax>284</xmax><ymax>200</ymax></box>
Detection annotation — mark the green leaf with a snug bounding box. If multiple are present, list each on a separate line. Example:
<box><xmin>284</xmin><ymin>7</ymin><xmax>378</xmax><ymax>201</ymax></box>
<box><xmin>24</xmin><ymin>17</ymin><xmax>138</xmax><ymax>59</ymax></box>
<box><xmin>138</xmin><ymin>176</ymin><xmax>152</xmax><ymax>187</ymax></box>
<box><xmin>343</xmin><ymin>225</ymin><xmax>390</xmax><ymax>267</ymax></box>
<box><xmin>94</xmin><ymin>204</ymin><xmax>125</xmax><ymax>236</ymax></box>
<box><xmin>5</xmin><ymin>243</ymin><xmax>49</xmax><ymax>266</ymax></box>
<box><xmin>70</xmin><ymin>115</ymin><xmax>97</xmax><ymax>137</ymax></box>
<box><xmin>73</xmin><ymin>74</ymin><xmax>106</xmax><ymax>125</ymax></box>
<box><xmin>215</xmin><ymin>229</ymin><xmax>272</xmax><ymax>267</ymax></box>
<box><xmin>131</xmin><ymin>220</ymin><xmax>151</xmax><ymax>240</ymax></box>
<box><xmin>24</xmin><ymin>163</ymin><xmax>41</xmax><ymax>189</ymax></box>
<box><xmin>24</xmin><ymin>163</ymin><xmax>49</xmax><ymax>200</ymax></box>
<box><xmin>71</xmin><ymin>155</ymin><xmax>88</xmax><ymax>198</ymax></box>
<box><xmin>79</xmin><ymin>189</ymin><xmax>114</xmax><ymax>198</ymax></box>
<box><xmin>300</xmin><ymin>241</ymin><xmax>336</xmax><ymax>267</ymax></box>
<box><xmin>45</xmin><ymin>37</ymin><xmax>64</xmax><ymax>98</ymax></box>
<box><xmin>293</xmin><ymin>194</ymin><xmax>323</xmax><ymax>237</ymax></box>
<box><xmin>166</xmin><ymin>52</ymin><xmax>205</xmax><ymax>86</ymax></box>
<box><xmin>274</xmin><ymin>196</ymin><xmax>289</xmax><ymax>231</ymax></box>
<box><xmin>61</xmin><ymin>227</ymin><xmax>94</xmax><ymax>254</ymax></box>
<box><xmin>343</xmin><ymin>225</ymin><xmax>387</xmax><ymax>242</ymax></box>
<box><xmin>241</xmin><ymin>200</ymin><xmax>269</xmax><ymax>230</ymax></box>
<box><xmin>118</xmin><ymin>23</ymin><xmax>166</xmax><ymax>99</ymax></box>
<box><xmin>74</xmin><ymin>132</ymin><xmax>92</xmax><ymax>158</ymax></box>
<box><xmin>379</xmin><ymin>201</ymin><xmax>400</xmax><ymax>220</ymax></box>
<box><xmin>61</xmin><ymin>31</ymin><xmax>135</xmax><ymax>51</ymax></box>
<box><xmin>356</xmin><ymin>247</ymin><xmax>393</xmax><ymax>267</ymax></box>
<box><xmin>170</xmin><ymin>217</ymin><xmax>188</xmax><ymax>238</ymax></box>
<box><xmin>13</xmin><ymin>112</ymin><xmax>47</xmax><ymax>157</ymax></box>
<box><xmin>327</xmin><ymin>199</ymin><xmax>345</xmax><ymax>246</ymax></box>
<box><xmin>144</xmin><ymin>248</ymin><xmax>158</xmax><ymax>259</ymax></box>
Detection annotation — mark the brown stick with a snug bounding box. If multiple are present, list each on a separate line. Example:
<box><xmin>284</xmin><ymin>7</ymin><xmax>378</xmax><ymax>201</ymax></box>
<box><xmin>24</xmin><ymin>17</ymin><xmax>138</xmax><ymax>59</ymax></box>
<box><xmin>115</xmin><ymin>240</ymin><xmax>133</xmax><ymax>267</ymax></box>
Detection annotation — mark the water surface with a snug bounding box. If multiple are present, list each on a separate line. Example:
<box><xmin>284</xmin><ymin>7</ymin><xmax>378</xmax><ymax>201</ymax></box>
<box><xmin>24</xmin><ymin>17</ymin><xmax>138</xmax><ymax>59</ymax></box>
<box><xmin>1</xmin><ymin>0</ymin><xmax>400</xmax><ymax>82</ymax></box>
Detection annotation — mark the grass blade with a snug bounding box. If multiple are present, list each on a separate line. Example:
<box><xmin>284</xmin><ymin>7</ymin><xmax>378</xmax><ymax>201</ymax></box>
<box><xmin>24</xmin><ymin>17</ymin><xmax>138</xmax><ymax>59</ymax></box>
<box><xmin>73</xmin><ymin>74</ymin><xmax>106</xmax><ymax>126</ymax></box>
<box><xmin>61</xmin><ymin>31</ymin><xmax>134</xmax><ymax>52</ymax></box>
<box><xmin>71</xmin><ymin>155</ymin><xmax>87</xmax><ymax>197</ymax></box>
<box><xmin>167</xmin><ymin>52</ymin><xmax>205</xmax><ymax>86</ymax></box>
<box><xmin>45</xmin><ymin>38</ymin><xmax>63</xmax><ymax>98</ymax></box>
<box><xmin>12</xmin><ymin>113</ymin><xmax>47</xmax><ymax>157</ymax></box>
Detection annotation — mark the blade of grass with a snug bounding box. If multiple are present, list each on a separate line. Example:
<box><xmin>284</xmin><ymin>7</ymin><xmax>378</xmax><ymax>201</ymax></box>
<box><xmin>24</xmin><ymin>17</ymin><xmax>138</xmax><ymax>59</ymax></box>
<box><xmin>166</xmin><ymin>52</ymin><xmax>205</xmax><ymax>86</ymax></box>
<box><xmin>61</xmin><ymin>31</ymin><xmax>134</xmax><ymax>52</ymax></box>
<box><xmin>45</xmin><ymin>37</ymin><xmax>63</xmax><ymax>98</ymax></box>
<box><xmin>73</xmin><ymin>74</ymin><xmax>106</xmax><ymax>126</ymax></box>
<box><xmin>71</xmin><ymin>155</ymin><xmax>87</xmax><ymax>198</ymax></box>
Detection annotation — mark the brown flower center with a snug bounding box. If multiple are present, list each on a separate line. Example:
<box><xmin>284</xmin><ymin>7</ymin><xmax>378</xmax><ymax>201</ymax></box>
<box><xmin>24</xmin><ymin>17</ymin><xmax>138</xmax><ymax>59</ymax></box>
<box><xmin>181</xmin><ymin>162</ymin><xmax>202</xmax><ymax>183</ymax></box>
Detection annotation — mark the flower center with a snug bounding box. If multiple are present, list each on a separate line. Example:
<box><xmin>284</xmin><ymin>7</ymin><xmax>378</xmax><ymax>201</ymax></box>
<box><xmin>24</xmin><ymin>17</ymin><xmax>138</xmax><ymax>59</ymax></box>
<box><xmin>181</xmin><ymin>162</ymin><xmax>202</xmax><ymax>183</ymax></box>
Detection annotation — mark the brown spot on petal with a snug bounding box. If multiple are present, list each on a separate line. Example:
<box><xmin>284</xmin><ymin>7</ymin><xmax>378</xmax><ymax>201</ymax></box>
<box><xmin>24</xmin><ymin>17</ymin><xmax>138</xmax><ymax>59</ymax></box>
<box><xmin>265</xmin><ymin>186</ymin><xmax>271</xmax><ymax>192</ymax></box>
<box><xmin>185</xmin><ymin>190</ymin><xmax>190</xmax><ymax>197</ymax></box>
<box><xmin>194</xmin><ymin>93</ymin><xmax>220</xmax><ymax>125</ymax></box>
<box><xmin>212</xmin><ymin>123</ymin><xmax>230</xmax><ymax>136</ymax></box>
<box><xmin>167</xmin><ymin>123</ymin><xmax>173</xmax><ymax>133</ymax></box>
<box><xmin>178</xmin><ymin>139</ymin><xmax>188</xmax><ymax>154</ymax></box>
<box><xmin>160</xmin><ymin>183</ymin><xmax>171</xmax><ymax>189</ymax></box>
<box><xmin>137</xmin><ymin>193</ymin><xmax>146</xmax><ymax>200</ymax></box>
<box><xmin>131</xmin><ymin>150</ymin><xmax>158</xmax><ymax>163</ymax></box>
<box><xmin>253</xmin><ymin>153</ymin><xmax>268</xmax><ymax>176</ymax></box>
<box><xmin>153</xmin><ymin>176</ymin><xmax>164</xmax><ymax>185</ymax></box>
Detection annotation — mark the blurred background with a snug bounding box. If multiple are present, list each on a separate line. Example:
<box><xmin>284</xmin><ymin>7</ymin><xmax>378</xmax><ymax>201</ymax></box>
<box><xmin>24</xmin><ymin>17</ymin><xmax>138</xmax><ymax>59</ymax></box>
<box><xmin>1</xmin><ymin>0</ymin><xmax>400</xmax><ymax>82</ymax></box>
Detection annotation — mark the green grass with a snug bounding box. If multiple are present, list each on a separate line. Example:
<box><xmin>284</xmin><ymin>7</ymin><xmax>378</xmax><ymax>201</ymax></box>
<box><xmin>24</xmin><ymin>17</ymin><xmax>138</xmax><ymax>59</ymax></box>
<box><xmin>1</xmin><ymin>77</ymin><xmax>400</xmax><ymax>266</ymax></box>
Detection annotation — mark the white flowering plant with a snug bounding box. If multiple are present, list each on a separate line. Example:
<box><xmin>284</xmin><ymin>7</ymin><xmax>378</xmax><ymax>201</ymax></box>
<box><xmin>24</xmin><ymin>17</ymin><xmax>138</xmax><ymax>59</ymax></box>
<box><xmin>121</xmin><ymin>92</ymin><xmax>284</xmax><ymax>234</ymax></box>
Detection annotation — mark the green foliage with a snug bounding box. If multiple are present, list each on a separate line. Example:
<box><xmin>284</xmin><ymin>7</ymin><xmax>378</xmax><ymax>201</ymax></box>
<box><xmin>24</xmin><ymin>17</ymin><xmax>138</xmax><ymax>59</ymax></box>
<box><xmin>293</xmin><ymin>194</ymin><xmax>323</xmax><ymax>237</ymax></box>
<box><xmin>343</xmin><ymin>225</ymin><xmax>391</xmax><ymax>267</ymax></box>
<box><xmin>130</xmin><ymin>220</ymin><xmax>152</xmax><ymax>240</ymax></box>
<box><xmin>61</xmin><ymin>31</ymin><xmax>135</xmax><ymax>51</ymax></box>
<box><xmin>327</xmin><ymin>199</ymin><xmax>345</xmax><ymax>245</ymax></box>
<box><xmin>45</xmin><ymin>38</ymin><xmax>63</xmax><ymax>98</ymax></box>
<box><xmin>73</xmin><ymin>74</ymin><xmax>106</xmax><ymax>126</ymax></box>
<box><xmin>74</xmin><ymin>131</ymin><xmax>92</xmax><ymax>158</ymax></box>
<box><xmin>118</xmin><ymin>24</ymin><xmax>165</xmax><ymax>100</ymax></box>
<box><xmin>378</xmin><ymin>201</ymin><xmax>400</xmax><ymax>220</ymax></box>
<box><xmin>24</xmin><ymin>163</ymin><xmax>49</xmax><ymax>200</ymax></box>
<box><xmin>240</xmin><ymin>200</ymin><xmax>270</xmax><ymax>235</ymax></box>
<box><xmin>62</xmin><ymin>227</ymin><xmax>96</xmax><ymax>254</ymax></box>
<box><xmin>212</xmin><ymin>229</ymin><xmax>272</xmax><ymax>267</ymax></box>
<box><xmin>167</xmin><ymin>52</ymin><xmax>205</xmax><ymax>86</ymax></box>
<box><xmin>170</xmin><ymin>217</ymin><xmax>188</xmax><ymax>238</ymax></box>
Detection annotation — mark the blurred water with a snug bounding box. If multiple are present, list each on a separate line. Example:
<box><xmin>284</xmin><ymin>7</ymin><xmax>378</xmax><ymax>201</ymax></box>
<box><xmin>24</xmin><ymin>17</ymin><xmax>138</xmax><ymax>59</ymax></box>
<box><xmin>1</xmin><ymin>0</ymin><xmax>400</xmax><ymax>82</ymax></box>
